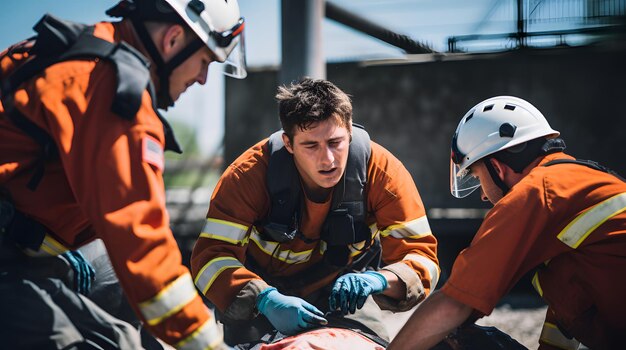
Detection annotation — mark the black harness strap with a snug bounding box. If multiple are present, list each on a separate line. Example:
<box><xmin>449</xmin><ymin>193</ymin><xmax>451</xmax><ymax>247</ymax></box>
<box><xmin>0</xmin><ymin>14</ymin><xmax>154</xmax><ymax>190</ymax></box>
<box><xmin>263</xmin><ymin>124</ymin><xmax>371</xmax><ymax>237</ymax></box>
<box><xmin>261</xmin><ymin>124</ymin><xmax>371</xmax><ymax>245</ymax></box>
<box><xmin>323</xmin><ymin>124</ymin><xmax>371</xmax><ymax>241</ymax></box>
<box><xmin>0</xmin><ymin>14</ymin><xmax>182</xmax><ymax>252</ymax></box>
<box><xmin>4</xmin><ymin>14</ymin><xmax>152</xmax><ymax>120</ymax></box>
<box><xmin>253</xmin><ymin>124</ymin><xmax>375</xmax><ymax>288</ymax></box>
<box><xmin>261</xmin><ymin>130</ymin><xmax>303</xmax><ymax>242</ymax></box>
<box><xmin>543</xmin><ymin>158</ymin><xmax>625</xmax><ymax>182</ymax></box>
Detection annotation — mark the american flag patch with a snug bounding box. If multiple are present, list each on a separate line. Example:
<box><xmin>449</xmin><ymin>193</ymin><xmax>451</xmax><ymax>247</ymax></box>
<box><xmin>142</xmin><ymin>135</ymin><xmax>164</xmax><ymax>171</ymax></box>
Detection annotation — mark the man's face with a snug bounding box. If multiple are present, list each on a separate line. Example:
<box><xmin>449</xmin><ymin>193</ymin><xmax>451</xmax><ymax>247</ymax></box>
<box><xmin>283</xmin><ymin>117</ymin><xmax>351</xmax><ymax>198</ymax></box>
<box><xmin>168</xmin><ymin>45</ymin><xmax>216</xmax><ymax>102</ymax></box>
<box><xmin>470</xmin><ymin>160</ymin><xmax>504</xmax><ymax>204</ymax></box>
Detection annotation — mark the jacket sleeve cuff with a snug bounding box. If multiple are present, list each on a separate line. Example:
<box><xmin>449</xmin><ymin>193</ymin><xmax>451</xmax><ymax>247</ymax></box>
<box><xmin>221</xmin><ymin>279</ymin><xmax>270</xmax><ymax>323</ymax></box>
<box><xmin>373</xmin><ymin>262</ymin><xmax>425</xmax><ymax>312</ymax></box>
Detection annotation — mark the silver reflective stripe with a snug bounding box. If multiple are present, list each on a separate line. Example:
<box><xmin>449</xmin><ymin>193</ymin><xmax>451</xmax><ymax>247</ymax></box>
<box><xmin>249</xmin><ymin>231</ymin><xmax>313</xmax><ymax>264</ymax></box>
<box><xmin>557</xmin><ymin>192</ymin><xmax>626</xmax><ymax>248</ymax></box>
<box><xmin>404</xmin><ymin>253</ymin><xmax>440</xmax><ymax>288</ymax></box>
<box><xmin>175</xmin><ymin>316</ymin><xmax>224</xmax><ymax>350</ymax></box>
<box><xmin>539</xmin><ymin>322</ymin><xmax>580</xmax><ymax>350</ymax></box>
<box><xmin>383</xmin><ymin>216</ymin><xmax>432</xmax><ymax>239</ymax></box>
<box><xmin>194</xmin><ymin>257</ymin><xmax>243</xmax><ymax>295</ymax></box>
<box><xmin>139</xmin><ymin>273</ymin><xmax>198</xmax><ymax>326</ymax></box>
<box><xmin>199</xmin><ymin>218</ymin><xmax>249</xmax><ymax>244</ymax></box>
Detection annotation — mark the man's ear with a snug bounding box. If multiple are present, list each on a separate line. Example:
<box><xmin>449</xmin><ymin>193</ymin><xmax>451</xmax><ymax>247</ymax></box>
<box><xmin>489</xmin><ymin>158</ymin><xmax>509</xmax><ymax>181</ymax></box>
<box><xmin>161</xmin><ymin>24</ymin><xmax>186</xmax><ymax>59</ymax></box>
<box><xmin>282</xmin><ymin>133</ymin><xmax>294</xmax><ymax>154</ymax></box>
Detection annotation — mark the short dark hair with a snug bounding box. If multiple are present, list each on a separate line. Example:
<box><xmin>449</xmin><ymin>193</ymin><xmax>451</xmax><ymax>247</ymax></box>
<box><xmin>276</xmin><ymin>78</ymin><xmax>352</xmax><ymax>140</ymax></box>
<box><xmin>492</xmin><ymin>137</ymin><xmax>565</xmax><ymax>173</ymax></box>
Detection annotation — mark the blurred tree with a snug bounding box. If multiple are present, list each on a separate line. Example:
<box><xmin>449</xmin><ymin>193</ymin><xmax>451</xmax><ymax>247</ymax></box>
<box><xmin>166</xmin><ymin>120</ymin><xmax>201</xmax><ymax>161</ymax></box>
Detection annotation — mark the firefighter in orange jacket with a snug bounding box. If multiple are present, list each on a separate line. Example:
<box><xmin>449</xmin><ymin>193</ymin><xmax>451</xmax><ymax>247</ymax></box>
<box><xmin>389</xmin><ymin>96</ymin><xmax>626</xmax><ymax>350</ymax></box>
<box><xmin>190</xmin><ymin>78</ymin><xmax>439</xmax><ymax>344</ymax></box>
<box><xmin>0</xmin><ymin>0</ymin><xmax>246</xmax><ymax>348</ymax></box>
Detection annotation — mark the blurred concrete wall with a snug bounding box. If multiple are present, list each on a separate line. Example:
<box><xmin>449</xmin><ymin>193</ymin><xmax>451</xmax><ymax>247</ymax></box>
<box><xmin>220</xmin><ymin>45</ymin><xmax>625</xmax><ymax>289</ymax></box>
<box><xmin>225</xmin><ymin>45</ymin><xmax>626</xmax><ymax>211</ymax></box>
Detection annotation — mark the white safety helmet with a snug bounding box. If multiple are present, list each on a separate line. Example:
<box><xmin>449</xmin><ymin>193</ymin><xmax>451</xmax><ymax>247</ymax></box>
<box><xmin>163</xmin><ymin>0</ymin><xmax>246</xmax><ymax>78</ymax></box>
<box><xmin>450</xmin><ymin>96</ymin><xmax>559</xmax><ymax>198</ymax></box>
<box><xmin>107</xmin><ymin>0</ymin><xmax>246</xmax><ymax>79</ymax></box>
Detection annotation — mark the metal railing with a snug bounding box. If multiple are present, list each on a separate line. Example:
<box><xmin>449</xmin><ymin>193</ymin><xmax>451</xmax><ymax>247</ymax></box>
<box><xmin>449</xmin><ymin>0</ymin><xmax>626</xmax><ymax>52</ymax></box>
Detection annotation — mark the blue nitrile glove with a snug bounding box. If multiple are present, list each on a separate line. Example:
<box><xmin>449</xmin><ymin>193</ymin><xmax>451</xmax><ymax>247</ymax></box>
<box><xmin>256</xmin><ymin>287</ymin><xmax>328</xmax><ymax>335</ymax></box>
<box><xmin>61</xmin><ymin>250</ymin><xmax>96</xmax><ymax>295</ymax></box>
<box><xmin>329</xmin><ymin>271</ymin><xmax>388</xmax><ymax>315</ymax></box>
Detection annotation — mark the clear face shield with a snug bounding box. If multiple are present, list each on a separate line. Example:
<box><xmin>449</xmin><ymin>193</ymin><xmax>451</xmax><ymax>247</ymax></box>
<box><xmin>211</xmin><ymin>17</ymin><xmax>247</xmax><ymax>79</ymax></box>
<box><xmin>221</xmin><ymin>33</ymin><xmax>247</xmax><ymax>79</ymax></box>
<box><xmin>450</xmin><ymin>160</ymin><xmax>481</xmax><ymax>198</ymax></box>
<box><xmin>450</xmin><ymin>133</ymin><xmax>481</xmax><ymax>198</ymax></box>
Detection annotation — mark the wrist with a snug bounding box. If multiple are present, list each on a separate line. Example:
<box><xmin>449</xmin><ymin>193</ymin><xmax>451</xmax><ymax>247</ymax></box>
<box><xmin>256</xmin><ymin>286</ymin><xmax>278</xmax><ymax>314</ymax></box>
<box><xmin>364</xmin><ymin>271</ymin><xmax>388</xmax><ymax>291</ymax></box>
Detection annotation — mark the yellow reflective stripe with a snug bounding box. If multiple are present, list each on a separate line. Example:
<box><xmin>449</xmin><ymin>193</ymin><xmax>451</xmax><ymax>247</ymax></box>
<box><xmin>43</xmin><ymin>235</ymin><xmax>69</xmax><ymax>254</ymax></box>
<box><xmin>194</xmin><ymin>257</ymin><xmax>243</xmax><ymax>295</ymax></box>
<box><xmin>175</xmin><ymin>316</ymin><xmax>224</xmax><ymax>350</ymax></box>
<box><xmin>348</xmin><ymin>227</ymin><xmax>379</xmax><ymax>256</ymax></box>
<box><xmin>319</xmin><ymin>240</ymin><xmax>327</xmax><ymax>254</ymax></box>
<box><xmin>404</xmin><ymin>253</ymin><xmax>440</xmax><ymax>288</ymax></box>
<box><xmin>539</xmin><ymin>322</ymin><xmax>580</xmax><ymax>350</ymax></box>
<box><xmin>249</xmin><ymin>231</ymin><xmax>313</xmax><ymax>264</ymax></box>
<box><xmin>39</xmin><ymin>244</ymin><xmax>60</xmax><ymax>256</ymax></box>
<box><xmin>139</xmin><ymin>273</ymin><xmax>198</xmax><ymax>326</ymax></box>
<box><xmin>369</xmin><ymin>223</ymin><xmax>378</xmax><ymax>235</ymax></box>
<box><xmin>348</xmin><ymin>240</ymin><xmax>367</xmax><ymax>257</ymax></box>
<box><xmin>23</xmin><ymin>234</ymin><xmax>69</xmax><ymax>257</ymax></box>
<box><xmin>557</xmin><ymin>192</ymin><xmax>626</xmax><ymax>249</ymax></box>
<box><xmin>199</xmin><ymin>218</ymin><xmax>249</xmax><ymax>244</ymax></box>
<box><xmin>382</xmin><ymin>216</ymin><xmax>432</xmax><ymax>239</ymax></box>
<box><xmin>532</xmin><ymin>272</ymin><xmax>544</xmax><ymax>297</ymax></box>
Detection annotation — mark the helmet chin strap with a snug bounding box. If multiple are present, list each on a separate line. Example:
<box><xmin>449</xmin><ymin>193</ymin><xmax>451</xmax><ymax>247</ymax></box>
<box><xmin>484</xmin><ymin>138</ymin><xmax>566</xmax><ymax>197</ymax></box>
<box><xmin>484</xmin><ymin>158</ymin><xmax>510</xmax><ymax>197</ymax></box>
<box><xmin>131</xmin><ymin>19</ymin><xmax>203</xmax><ymax>109</ymax></box>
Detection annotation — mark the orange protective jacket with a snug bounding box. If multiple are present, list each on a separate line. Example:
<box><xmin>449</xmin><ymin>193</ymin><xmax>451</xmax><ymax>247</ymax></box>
<box><xmin>0</xmin><ymin>20</ymin><xmax>219</xmax><ymax>348</ymax></box>
<box><xmin>442</xmin><ymin>152</ymin><xmax>626</xmax><ymax>349</ymax></box>
<box><xmin>191</xmin><ymin>138</ymin><xmax>439</xmax><ymax>318</ymax></box>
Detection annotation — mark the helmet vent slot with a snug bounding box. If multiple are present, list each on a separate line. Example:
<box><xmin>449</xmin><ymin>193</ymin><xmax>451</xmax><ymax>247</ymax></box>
<box><xmin>504</xmin><ymin>104</ymin><xmax>516</xmax><ymax>111</ymax></box>
<box><xmin>483</xmin><ymin>104</ymin><xmax>494</xmax><ymax>112</ymax></box>
<box><xmin>465</xmin><ymin>111</ymin><xmax>474</xmax><ymax>122</ymax></box>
